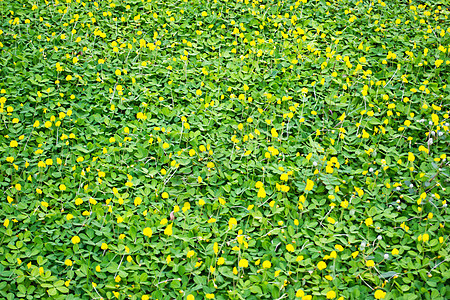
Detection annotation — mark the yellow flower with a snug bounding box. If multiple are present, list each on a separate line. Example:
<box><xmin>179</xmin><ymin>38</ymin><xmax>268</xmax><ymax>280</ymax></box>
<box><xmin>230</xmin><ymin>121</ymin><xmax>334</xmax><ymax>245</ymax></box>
<box><xmin>374</xmin><ymin>289</ymin><xmax>387</xmax><ymax>299</ymax></box>
<box><xmin>257</xmin><ymin>187</ymin><xmax>266</xmax><ymax>198</ymax></box>
<box><xmin>186</xmin><ymin>295</ymin><xmax>194</xmax><ymax>300</ymax></box>
<box><xmin>317</xmin><ymin>261</ymin><xmax>327</xmax><ymax>270</ymax></box>
<box><xmin>10</xmin><ymin>140</ymin><xmax>18</xmax><ymax>147</ymax></box>
<box><xmin>162</xmin><ymin>192</ymin><xmax>169</xmax><ymax>199</ymax></box>
<box><xmin>305</xmin><ymin>179</ymin><xmax>314</xmax><ymax>191</ymax></box>
<box><xmin>271</xmin><ymin>128</ymin><xmax>278</xmax><ymax>137</ymax></box>
<box><xmin>326</xmin><ymin>290</ymin><xmax>336</xmax><ymax>299</ymax></box>
<box><xmin>431</xmin><ymin>114</ymin><xmax>439</xmax><ymax>125</ymax></box>
<box><xmin>143</xmin><ymin>227</ymin><xmax>153</xmax><ymax>237</ymax></box>
<box><xmin>366</xmin><ymin>260</ymin><xmax>375</xmax><ymax>267</ymax></box>
<box><xmin>134</xmin><ymin>197</ymin><xmax>142</xmax><ymax>206</ymax></box>
<box><xmin>164</xmin><ymin>223</ymin><xmax>173</xmax><ymax>236</ymax></box>
<box><xmin>189</xmin><ymin>149</ymin><xmax>196</xmax><ymax>156</ymax></box>
<box><xmin>391</xmin><ymin>248</ymin><xmax>399</xmax><ymax>255</ymax></box>
<box><xmin>65</xmin><ymin>259</ymin><xmax>73</xmax><ymax>266</ymax></box>
<box><xmin>182</xmin><ymin>202</ymin><xmax>191</xmax><ymax>212</ymax></box>
<box><xmin>239</xmin><ymin>259</ymin><xmax>248</xmax><ymax>268</ymax></box>
<box><xmin>217</xmin><ymin>257</ymin><xmax>225</xmax><ymax>265</ymax></box>
<box><xmin>262</xmin><ymin>260</ymin><xmax>271</xmax><ymax>269</ymax></box>
<box><xmin>187</xmin><ymin>250</ymin><xmax>195</xmax><ymax>258</ymax></box>
<box><xmin>205</xmin><ymin>294</ymin><xmax>214</xmax><ymax>299</ymax></box>
<box><xmin>330</xmin><ymin>251</ymin><xmax>337</xmax><ymax>259</ymax></box>
<box><xmin>71</xmin><ymin>236</ymin><xmax>80</xmax><ymax>244</ymax></box>
<box><xmin>228</xmin><ymin>218</ymin><xmax>237</xmax><ymax>230</ymax></box>
<box><xmin>296</xmin><ymin>289</ymin><xmax>305</xmax><ymax>297</ymax></box>
<box><xmin>115</xmin><ymin>275</ymin><xmax>121</xmax><ymax>283</ymax></box>
<box><xmin>365</xmin><ymin>217</ymin><xmax>373</xmax><ymax>226</ymax></box>
<box><xmin>101</xmin><ymin>243</ymin><xmax>108</xmax><ymax>250</ymax></box>
<box><xmin>286</xmin><ymin>244</ymin><xmax>295</xmax><ymax>252</ymax></box>
<box><xmin>3</xmin><ymin>219</ymin><xmax>10</xmax><ymax>228</ymax></box>
<box><xmin>66</xmin><ymin>214</ymin><xmax>74</xmax><ymax>220</ymax></box>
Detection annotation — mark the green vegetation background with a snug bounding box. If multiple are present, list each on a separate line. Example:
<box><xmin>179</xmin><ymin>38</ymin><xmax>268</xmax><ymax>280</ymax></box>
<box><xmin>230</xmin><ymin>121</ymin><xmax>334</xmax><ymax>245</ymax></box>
<box><xmin>0</xmin><ymin>0</ymin><xmax>449</xmax><ymax>299</ymax></box>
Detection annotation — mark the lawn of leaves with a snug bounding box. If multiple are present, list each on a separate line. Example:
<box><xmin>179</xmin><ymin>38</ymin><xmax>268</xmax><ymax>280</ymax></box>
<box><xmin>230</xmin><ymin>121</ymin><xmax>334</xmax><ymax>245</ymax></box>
<box><xmin>0</xmin><ymin>0</ymin><xmax>449</xmax><ymax>299</ymax></box>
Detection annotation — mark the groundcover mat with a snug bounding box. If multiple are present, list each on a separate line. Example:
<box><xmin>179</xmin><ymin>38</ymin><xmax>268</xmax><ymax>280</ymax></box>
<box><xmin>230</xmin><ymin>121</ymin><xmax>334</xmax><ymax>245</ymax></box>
<box><xmin>0</xmin><ymin>0</ymin><xmax>449</xmax><ymax>299</ymax></box>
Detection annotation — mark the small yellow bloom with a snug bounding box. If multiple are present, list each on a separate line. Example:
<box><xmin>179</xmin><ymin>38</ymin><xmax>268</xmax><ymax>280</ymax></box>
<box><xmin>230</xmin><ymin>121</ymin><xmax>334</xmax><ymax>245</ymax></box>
<box><xmin>164</xmin><ymin>223</ymin><xmax>173</xmax><ymax>236</ymax></box>
<box><xmin>317</xmin><ymin>261</ymin><xmax>327</xmax><ymax>270</ymax></box>
<box><xmin>326</xmin><ymin>290</ymin><xmax>336</xmax><ymax>299</ymax></box>
<box><xmin>305</xmin><ymin>179</ymin><xmax>314</xmax><ymax>191</ymax></box>
<box><xmin>366</xmin><ymin>260</ymin><xmax>375</xmax><ymax>267</ymax></box>
<box><xmin>134</xmin><ymin>197</ymin><xmax>142</xmax><ymax>206</ymax></box>
<box><xmin>239</xmin><ymin>259</ymin><xmax>249</xmax><ymax>268</ymax></box>
<box><xmin>286</xmin><ymin>244</ymin><xmax>295</xmax><ymax>252</ymax></box>
<box><xmin>374</xmin><ymin>289</ymin><xmax>387</xmax><ymax>299</ymax></box>
<box><xmin>262</xmin><ymin>260</ymin><xmax>271</xmax><ymax>269</ymax></box>
<box><xmin>143</xmin><ymin>227</ymin><xmax>153</xmax><ymax>237</ymax></box>
<box><xmin>296</xmin><ymin>289</ymin><xmax>305</xmax><ymax>298</ymax></box>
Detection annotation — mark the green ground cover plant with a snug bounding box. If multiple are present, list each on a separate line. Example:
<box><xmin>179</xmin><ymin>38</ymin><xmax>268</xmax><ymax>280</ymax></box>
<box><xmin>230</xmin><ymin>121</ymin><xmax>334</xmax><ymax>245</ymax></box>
<box><xmin>0</xmin><ymin>0</ymin><xmax>449</xmax><ymax>299</ymax></box>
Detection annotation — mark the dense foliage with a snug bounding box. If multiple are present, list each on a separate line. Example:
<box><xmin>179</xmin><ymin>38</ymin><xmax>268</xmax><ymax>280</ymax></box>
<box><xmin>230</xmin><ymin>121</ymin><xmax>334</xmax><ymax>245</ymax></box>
<box><xmin>0</xmin><ymin>0</ymin><xmax>449</xmax><ymax>299</ymax></box>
